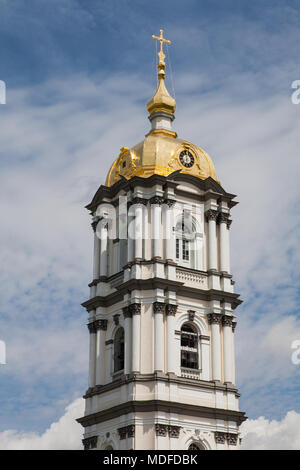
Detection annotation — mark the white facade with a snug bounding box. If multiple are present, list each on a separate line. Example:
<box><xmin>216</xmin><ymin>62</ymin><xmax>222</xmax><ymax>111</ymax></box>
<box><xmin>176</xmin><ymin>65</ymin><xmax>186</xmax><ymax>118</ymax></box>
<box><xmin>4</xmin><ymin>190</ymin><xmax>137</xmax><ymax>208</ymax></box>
<box><xmin>77</xmin><ymin>174</ymin><xmax>246</xmax><ymax>450</ymax></box>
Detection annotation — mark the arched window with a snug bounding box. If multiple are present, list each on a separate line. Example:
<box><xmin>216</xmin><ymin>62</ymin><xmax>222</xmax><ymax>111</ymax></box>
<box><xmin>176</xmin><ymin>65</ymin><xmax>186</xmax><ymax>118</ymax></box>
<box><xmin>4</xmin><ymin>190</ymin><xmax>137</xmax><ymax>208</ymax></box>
<box><xmin>180</xmin><ymin>323</ymin><xmax>198</xmax><ymax>370</ymax></box>
<box><xmin>189</xmin><ymin>442</ymin><xmax>204</xmax><ymax>450</ymax></box>
<box><xmin>114</xmin><ymin>327</ymin><xmax>124</xmax><ymax>372</ymax></box>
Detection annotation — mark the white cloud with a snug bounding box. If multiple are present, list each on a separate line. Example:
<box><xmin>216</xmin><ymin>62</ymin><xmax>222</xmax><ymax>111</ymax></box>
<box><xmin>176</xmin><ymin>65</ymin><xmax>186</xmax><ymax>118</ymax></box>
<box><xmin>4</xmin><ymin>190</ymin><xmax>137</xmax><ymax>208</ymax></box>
<box><xmin>241</xmin><ymin>410</ymin><xmax>300</xmax><ymax>450</ymax></box>
<box><xmin>0</xmin><ymin>397</ymin><xmax>84</xmax><ymax>450</ymax></box>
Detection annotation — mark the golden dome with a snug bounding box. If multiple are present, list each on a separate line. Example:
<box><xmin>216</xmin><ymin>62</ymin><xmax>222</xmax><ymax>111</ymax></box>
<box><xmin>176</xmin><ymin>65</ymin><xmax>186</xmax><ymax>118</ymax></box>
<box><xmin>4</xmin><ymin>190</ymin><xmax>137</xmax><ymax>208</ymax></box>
<box><xmin>105</xmin><ymin>133</ymin><xmax>218</xmax><ymax>187</ymax></box>
<box><xmin>105</xmin><ymin>30</ymin><xmax>218</xmax><ymax>187</ymax></box>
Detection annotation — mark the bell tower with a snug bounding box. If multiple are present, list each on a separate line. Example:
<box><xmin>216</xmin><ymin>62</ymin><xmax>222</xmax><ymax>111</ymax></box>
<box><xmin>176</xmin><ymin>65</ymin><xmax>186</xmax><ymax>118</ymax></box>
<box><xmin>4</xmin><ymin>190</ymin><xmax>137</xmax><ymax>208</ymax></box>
<box><xmin>77</xmin><ymin>30</ymin><xmax>246</xmax><ymax>450</ymax></box>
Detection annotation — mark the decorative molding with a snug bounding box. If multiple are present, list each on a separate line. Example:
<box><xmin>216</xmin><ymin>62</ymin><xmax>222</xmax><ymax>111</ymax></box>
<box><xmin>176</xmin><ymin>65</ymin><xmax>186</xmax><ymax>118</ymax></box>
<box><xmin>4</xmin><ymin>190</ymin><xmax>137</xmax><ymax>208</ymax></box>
<box><xmin>166</xmin><ymin>304</ymin><xmax>178</xmax><ymax>316</ymax></box>
<box><xmin>149</xmin><ymin>196</ymin><xmax>164</xmax><ymax>206</ymax></box>
<box><xmin>214</xmin><ymin>431</ymin><xmax>226</xmax><ymax>444</ymax></box>
<box><xmin>131</xmin><ymin>197</ymin><xmax>148</xmax><ymax>206</ymax></box>
<box><xmin>217</xmin><ymin>212</ymin><xmax>229</xmax><ymax>224</ymax></box>
<box><xmin>117</xmin><ymin>424</ymin><xmax>135</xmax><ymax>440</ymax></box>
<box><xmin>129</xmin><ymin>303</ymin><xmax>141</xmax><ymax>315</ymax></box>
<box><xmin>78</xmin><ymin>400</ymin><xmax>247</xmax><ymax>428</ymax></box>
<box><xmin>153</xmin><ymin>302</ymin><xmax>165</xmax><ymax>314</ymax></box>
<box><xmin>205</xmin><ymin>209</ymin><xmax>218</xmax><ymax>222</ymax></box>
<box><xmin>188</xmin><ymin>310</ymin><xmax>195</xmax><ymax>322</ymax></box>
<box><xmin>168</xmin><ymin>425</ymin><xmax>181</xmax><ymax>438</ymax></box>
<box><xmin>227</xmin><ymin>433</ymin><xmax>238</xmax><ymax>446</ymax></box>
<box><xmin>222</xmin><ymin>315</ymin><xmax>233</xmax><ymax>327</ymax></box>
<box><xmin>95</xmin><ymin>319</ymin><xmax>108</xmax><ymax>331</ymax></box>
<box><xmin>122</xmin><ymin>306</ymin><xmax>132</xmax><ymax>319</ymax></box>
<box><xmin>87</xmin><ymin>322</ymin><xmax>97</xmax><ymax>334</ymax></box>
<box><xmin>165</xmin><ymin>198</ymin><xmax>176</xmax><ymax>208</ymax></box>
<box><xmin>207</xmin><ymin>313</ymin><xmax>223</xmax><ymax>325</ymax></box>
<box><xmin>82</xmin><ymin>435</ymin><xmax>98</xmax><ymax>450</ymax></box>
<box><xmin>155</xmin><ymin>424</ymin><xmax>168</xmax><ymax>437</ymax></box>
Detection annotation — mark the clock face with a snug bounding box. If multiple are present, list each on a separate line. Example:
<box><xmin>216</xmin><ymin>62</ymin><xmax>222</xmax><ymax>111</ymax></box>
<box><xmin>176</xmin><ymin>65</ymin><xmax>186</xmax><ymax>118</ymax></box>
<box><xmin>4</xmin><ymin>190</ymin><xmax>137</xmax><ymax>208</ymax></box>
<box><xmin>179</xmin><ymin>150</ymin><xmax>194</xmax><ymax>168</ymax></box>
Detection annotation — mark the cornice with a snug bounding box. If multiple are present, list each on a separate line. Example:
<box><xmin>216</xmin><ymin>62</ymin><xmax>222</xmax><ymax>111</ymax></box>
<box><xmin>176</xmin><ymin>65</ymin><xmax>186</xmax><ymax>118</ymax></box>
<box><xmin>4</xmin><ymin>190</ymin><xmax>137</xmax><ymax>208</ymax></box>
<box><xmin>77</xmin><ymin>399</ymin><xmax>247</xmax><ymax>428</ymax></box>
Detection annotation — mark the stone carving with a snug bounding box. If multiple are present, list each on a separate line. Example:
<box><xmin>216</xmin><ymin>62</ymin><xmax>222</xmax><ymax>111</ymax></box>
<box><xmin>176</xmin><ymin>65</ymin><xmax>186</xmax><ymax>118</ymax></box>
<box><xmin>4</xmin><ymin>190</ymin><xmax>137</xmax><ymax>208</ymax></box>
<box><xmin>188</xmin><ymin>310</ymin><xmax>195</xmax><ymax>322</ymax></box>
<box><xmin>150</xmin><ymin>196</ymin><xmax>164</xmax><ymax>206</ymax></box>
<box><xmin>113</xmin><ymin>314</ymin><xmax>120</xmax><ymax>326</ymax></box>
<box><xmin>87</xmin><ymin>322</ymin><xmax>97</xmax><ymax>334</ymax></box>
<box><xmin>122</xmin><ymin>306</ymin><xmax>132</xmax><ymax>318</ymax></box>
<box><xmin>222</xmin><ymin>316</ymin><xmax>233</xmax><ymax>327</ymax></box>
<box><xmin>217</xmin><ymin>212</ymin><xmax>229</xmax><ymax>224</ymax></box>
<box><xmin>166</xmin><ymin>304</ymin><xmax>178</xmax><ymax>316</ymax></box>
<box><xmin>117</xmin><ymin>426</ymin><xmax>128</xmax><ymax>440</ymax></box>
<box><xmin>214</xmin><ymin>431</ymin><xmax>226</xmax><ymax>444</ymax></box>
<box><xmin>129</xmin><ymin>303</ymin><xmax>141</xmax><ymax>315</ymax></box>
<box><xmin>95</xmin><ymin>319</ymin><xmax>108</xmax><ymax>331</ymax></box>
<box><xmin>82</xmin><ymin>435</ymin><xmax>98</xmax><ymax>450</ymax></box>
<box><xmin>207</xmin><ymin>313</ymin><xmax>223</xmax><ymax>325</ymax></box>
<box><xmin>168</xmin><ymin>425</ymin><xmax>181</xmax><ymax>438</ymax></box>
<box><xmin>227</xmin><ymin>433</ymin><xmax>238</xmax><ymax>446</ymax></box>
<box><xmin>226</xmin><ymin>219</ymin><xmax>232</xmax><ymax>229</ymax></box>
<box><xmin>153</xmin><ymin>302</ymin><xmax>165</xmax><ymax>314</ymax></box>
<box><xmin>232</xmin><ymin>321</ymin><xmax>237</xmax><ymax>332</ymax></box>
<box><xmin>131</xmin><ymin>197</ymin><xmax>148</xmax><ymax>206</ymax></box>
<box><xmin>155</xmin><ymin>424</ymin><xmax>168</xmax><ymax>436</ymax></box>
<box><xmin>127</xmin><ymin>425</ymin><xmax>135</xmax><ymax>438</ymax></box>
<box><xmin>205</xmin><ymin>209</ymin><xmax>218</xmax><ymax>222</ymax></box>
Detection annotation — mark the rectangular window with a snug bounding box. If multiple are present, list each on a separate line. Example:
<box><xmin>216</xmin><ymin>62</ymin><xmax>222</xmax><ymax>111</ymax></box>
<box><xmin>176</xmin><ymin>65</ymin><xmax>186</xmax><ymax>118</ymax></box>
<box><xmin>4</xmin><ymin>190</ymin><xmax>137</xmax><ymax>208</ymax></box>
<box><xmin>181</xmin><ymin>350</ymin><xmax>198</xmax><ymax>369</ymax></box>
<box><xmin>176</xmin><ymin>239</ymin><xmax>180</xmax><ymax>259</ymax></box>
<box><xmin>182</xmin><ymin>239</ymin><xmax>189</xmax><ymax>261</ymax></box>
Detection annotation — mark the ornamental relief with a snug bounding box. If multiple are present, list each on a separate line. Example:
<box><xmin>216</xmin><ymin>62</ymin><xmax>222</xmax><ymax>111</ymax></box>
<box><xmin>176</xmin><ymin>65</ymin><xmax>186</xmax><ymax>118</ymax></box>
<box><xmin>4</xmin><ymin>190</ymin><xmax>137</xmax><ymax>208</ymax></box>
<box><xmin>111</xmin><ymin>147</ymin><xmax>140</xmax><ymax>184</ymax></box>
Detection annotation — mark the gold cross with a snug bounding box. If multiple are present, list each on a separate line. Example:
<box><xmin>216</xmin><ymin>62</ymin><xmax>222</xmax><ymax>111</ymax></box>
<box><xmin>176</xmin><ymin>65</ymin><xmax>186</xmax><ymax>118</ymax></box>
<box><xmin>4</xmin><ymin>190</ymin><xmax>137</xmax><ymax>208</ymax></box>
<box><xmin>152</xmin><ymin>29</ymin><xmax>171</xmax><ymax>58</ymax></box>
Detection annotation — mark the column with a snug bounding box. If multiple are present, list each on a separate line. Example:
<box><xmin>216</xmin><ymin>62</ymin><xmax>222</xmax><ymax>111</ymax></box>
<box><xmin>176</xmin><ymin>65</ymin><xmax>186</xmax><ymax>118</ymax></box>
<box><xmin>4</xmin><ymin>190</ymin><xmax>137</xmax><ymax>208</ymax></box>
<box><xmin>232</xmin><ymin>321</ymin><xmax>237</xmax><ymax>384</ymax></box>
<box><xmin>153</xmin><ymin>302</ymin><xmax>165</xmax><ymax>372</ymax></box>
<box><xmin>130</xmin><ymin>304</ymin><xmax>141</xmax><ymax>373</ymax></box>
<box><xmin>163</xmin><ymin>200</ymin><xmax>175</xmax><ymax>261</ymax></box>
<box><xmin>166</xmin><ymin>304</ymin><xmax>177</xmax><ymax>374</ymax></box>
<box><xmin>95</xmin><ymin>319</ymin><xmax>107</xmax><ymax>385</ymax></box>
<box><xmin>92</xmin><ymin>217</ymin><xmax>100</xmax><ymax>280</ymax></box>
<box><xmin>205</xmin><ymin>210</ymin><xmax>218</xmax><ymax>271</ymax></box>
<box><xmin>127</xmin><ymin>204</ymin><xmax>134</xmax><ymax>263</ymax></box>
<box><xmin>99</xmin><ymin>221</ymin><xmax>108</xmax><ymax>277</ymax></box>
<box><xmin>123</xmin><ymin>307</ymin><xmax>132</xmax><ymax>375</ymax></box>
<box><xmin>208</xmin><ymin>313</ymin><xmax>222</xmax><ymax>382</ymax></box>
<box><xmin>222</xmin><ymin>316</ymin><xmax>233</xmax><ymax>383</ymax></box>
<box><xmin>151</xmin><ymin>197</ymin><xmax>163</xmax><ymax>259</ymax></box>
<box><xmin>218</xmin><ymin>213</ymin><xmax>230</xmax><ymax>273</ymax></box>
<box><xmin>88</xmin><ymin>320</ymin><xmax>97</xmax><ymax>388</ymax></box>
<box><xmin>132</xmin><ymin>198</ymin><xmax>146</xmax><ymax>261</ymax></box>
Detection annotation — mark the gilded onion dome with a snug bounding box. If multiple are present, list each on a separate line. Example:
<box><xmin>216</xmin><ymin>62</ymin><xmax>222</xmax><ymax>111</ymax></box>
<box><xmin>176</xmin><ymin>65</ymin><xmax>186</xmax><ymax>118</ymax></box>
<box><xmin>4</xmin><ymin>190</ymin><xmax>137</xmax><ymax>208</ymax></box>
<box><xmin>105</xmin><ymin>30</ymin><xmax>218</xmax><ymax>187</ymax></box>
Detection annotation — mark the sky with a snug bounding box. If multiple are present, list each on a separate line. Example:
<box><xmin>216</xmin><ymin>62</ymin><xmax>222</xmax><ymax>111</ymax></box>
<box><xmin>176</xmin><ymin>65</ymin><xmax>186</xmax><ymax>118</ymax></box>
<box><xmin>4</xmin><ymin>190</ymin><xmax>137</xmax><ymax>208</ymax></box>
<box><xmin>0</xmin><ymin>0</ymin><xmax>300</xmax><ymax>450</ymax></box>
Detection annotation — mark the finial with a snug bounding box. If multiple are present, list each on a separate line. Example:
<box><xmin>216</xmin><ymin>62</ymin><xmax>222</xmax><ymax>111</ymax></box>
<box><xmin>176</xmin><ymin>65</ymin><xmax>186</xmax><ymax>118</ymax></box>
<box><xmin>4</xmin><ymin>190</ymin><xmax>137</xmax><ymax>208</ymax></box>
<box><xmin>147</xmin><ymin>29</ymin><xmax>176</xmax><ymax>123</ymax></box>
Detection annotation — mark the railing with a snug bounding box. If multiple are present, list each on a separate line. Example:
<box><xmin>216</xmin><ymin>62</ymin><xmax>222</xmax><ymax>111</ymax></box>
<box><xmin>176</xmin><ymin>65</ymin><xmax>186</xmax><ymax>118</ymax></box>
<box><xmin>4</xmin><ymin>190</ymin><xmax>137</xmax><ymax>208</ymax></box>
<box><xmin>181</xmin><ymin>368</ymin><xmax>201</xmax><ymax>380</ymax></box>
<box><xmin>176</xmin><ymin>268</ymin><xmax>207</xmax><ymax>287</ymax></box>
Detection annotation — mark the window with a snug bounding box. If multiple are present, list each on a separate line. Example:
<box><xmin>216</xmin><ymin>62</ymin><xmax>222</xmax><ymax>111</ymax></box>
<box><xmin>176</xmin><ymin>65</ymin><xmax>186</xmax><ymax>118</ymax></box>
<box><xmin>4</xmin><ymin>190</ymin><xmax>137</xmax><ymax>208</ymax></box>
<box><xmin>175</xmin><ymin>214</ymin><xmax>194</xmax><ymax>267</ymax></box>
<box><xmin>180</xmin><ymin>323</ymin><xmax>198</xmax><ymax>370</ymax></box>
<box><xmin>189</xmin><ymin>443</ymin><xmax>203</xmax><ymax>450</ymax></box>
<box><xmin>114</xmin><ymin>327</ymin><xmax>124</xmax><ymax>372</ymax></box>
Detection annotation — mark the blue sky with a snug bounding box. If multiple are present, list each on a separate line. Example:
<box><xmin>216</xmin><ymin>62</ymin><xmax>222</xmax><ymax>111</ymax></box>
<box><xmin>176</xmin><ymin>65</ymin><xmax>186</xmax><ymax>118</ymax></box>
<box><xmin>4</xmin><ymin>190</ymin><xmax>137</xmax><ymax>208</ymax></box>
<box><xmin>0</xmin><ymin>0</ymin><xmax>300</xmax><ymax>449</ymax></box>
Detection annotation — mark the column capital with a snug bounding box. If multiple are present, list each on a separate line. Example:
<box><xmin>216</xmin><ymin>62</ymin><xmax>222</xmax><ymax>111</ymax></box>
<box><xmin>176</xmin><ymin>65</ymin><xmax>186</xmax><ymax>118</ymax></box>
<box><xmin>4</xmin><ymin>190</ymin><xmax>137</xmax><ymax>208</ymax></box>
<box><xmin>118</xmin><ymin>425</ymin><xmax>135</xmax><ymax>440</ymax></box>
<box><xmin>150</xmin><ymin>196</ymin><xmax>164</xmax><ymax>206</ymax></box>
<box><xmin>82</xmin><ymin>435</ymin><xmax>98</xmax><ymax>450</ymax></box>
<box><xmin>168</xmin><ymin>425</ymin><xmax>181</xmax><ymax>438</ymax></box>
<box><xmin>166</xmin><ymin>304</ymin><xmax>178</xmax><ymax>316</ymax></box>
<box><xmin>227</xmin><ymin>219</ymin><xmax>232</xmax><ymax>229</ymax></box>
<box><xmin>87</xmin><ymin>322</ymin><xmax>97</xmax><ymax>334</ymax></box>
<box><xmin>227</xmin><ymin>433</ymin><xmax>238</xmax><ymax>446</ymax></box>
<box><xmin>129</xmin><ymin>303</ymin><xmax>141</xmax><ymax>315</ymax></box>
<box><xmin>118</xmin><ymin>426</ymin><xmax>127</xmax><ymax>440</ymax></box>
<box><xmin>232</xmin><ymin>321</ymin><xmax>237</xmax><ymax>332</ymax></box>
<box><xmin>165</xmin><ymin>198</ymin><xmax>176</xmax><ymax>208</ymax></box>
<box><xmin>205</xmin><ymin>209</ymin><xmax>218</xmax><ymax>222</ymax></box>
<box><xmin>153</xmin><ymin>301</ymin><xmax>165</xmax><ymax>314</ymax></box>
<box><xmin>214</xmin><ymin>431</ymin><xmax>226</xmax><ymax>444</ymax></box>
<box><xmin>208</xmin><ymin>313</ymin><xmax>223</xmax><ymax>325</ymax></box>
<box><xmin>131</xmin><ymin>197</ymin><xmax>148</xmax><ymax>206</ymax></box>
<box><xmin>222</xmin><ymin>315</ymin><xmax>233</xmax><ymax>327</ymax></box>
<box><xmin>155</xmin><ymin>423</ymin><xmax>168</xmax><ymax>436</ymax></box>
<box><xmin>95</xmin><ymin>319</ymin><xmax>108</xmax><ymax>331</ymax></box>
<box><xmin>122</xmin><ymin>306</ymin><xmax>132</xmax><ymax>318</ymax></box>
<box><xmin>217</xmin><ymin>212</ymin><xmax>229</xmax><ymax>224</ymax></box>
